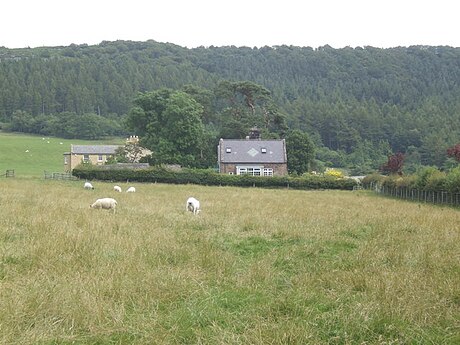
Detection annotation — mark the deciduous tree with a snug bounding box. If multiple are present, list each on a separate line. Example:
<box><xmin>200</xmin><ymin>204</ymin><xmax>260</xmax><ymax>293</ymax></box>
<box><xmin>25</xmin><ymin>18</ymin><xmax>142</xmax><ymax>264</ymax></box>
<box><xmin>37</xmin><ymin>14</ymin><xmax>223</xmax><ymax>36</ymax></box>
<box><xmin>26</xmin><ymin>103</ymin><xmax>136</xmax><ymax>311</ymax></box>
<box><xmin>447</xmin><ymin>143</ymin><xmax>460</xmax><ymax>162</ymax></box>
<box><xmin>126</xmin><ymin>89</ymin><xmax>208</xmax><ymax>167</ymax></box>
<box><xmin>380</xmin><ymin>152</ymin><xmax>405</xmax><ymax>175</ymax></box>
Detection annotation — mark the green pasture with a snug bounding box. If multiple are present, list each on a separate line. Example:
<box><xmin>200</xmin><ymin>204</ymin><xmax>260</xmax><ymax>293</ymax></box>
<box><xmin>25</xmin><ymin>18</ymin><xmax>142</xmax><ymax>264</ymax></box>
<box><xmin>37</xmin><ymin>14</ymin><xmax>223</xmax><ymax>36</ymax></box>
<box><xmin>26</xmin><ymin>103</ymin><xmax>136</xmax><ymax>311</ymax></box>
<box><xmin>0</xmin><ymin>132</ymin><xmax>123</xmax><ymax>178</ymax></box>
<box><xmin>0</xmin><ymin>178</ymin><xmax>459</xmax><ymax>344</ymax></box>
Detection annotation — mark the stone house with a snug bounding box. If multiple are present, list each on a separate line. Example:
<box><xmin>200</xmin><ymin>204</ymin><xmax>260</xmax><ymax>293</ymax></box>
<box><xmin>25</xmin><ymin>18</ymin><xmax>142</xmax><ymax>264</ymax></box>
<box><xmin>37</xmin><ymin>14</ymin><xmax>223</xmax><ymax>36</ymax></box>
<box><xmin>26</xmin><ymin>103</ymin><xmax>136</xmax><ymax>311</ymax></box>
<box><xmin>63</xmin><ymin>144</ymin><xmax>120</xmax><ymax>172</ymax></box>
<box><xmin>217</xmin><ymin>138</ymin><xmax>288</xmax><ymax>176</ymax></box>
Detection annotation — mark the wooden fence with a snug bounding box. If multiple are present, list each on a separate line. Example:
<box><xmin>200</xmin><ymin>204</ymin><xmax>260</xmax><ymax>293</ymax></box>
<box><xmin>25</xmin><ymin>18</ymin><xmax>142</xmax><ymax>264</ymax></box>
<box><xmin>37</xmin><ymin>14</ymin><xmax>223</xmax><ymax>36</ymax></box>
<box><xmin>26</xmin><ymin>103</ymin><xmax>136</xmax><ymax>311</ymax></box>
<box><xmin>44</xmin><ymin>171</ymin><xmax>78</xmax><ymax>180</ymax></box>
<box><xmin>1</xmin><ymin>169</ymin><xmax>14</xmax><ymax>178</ymax></box>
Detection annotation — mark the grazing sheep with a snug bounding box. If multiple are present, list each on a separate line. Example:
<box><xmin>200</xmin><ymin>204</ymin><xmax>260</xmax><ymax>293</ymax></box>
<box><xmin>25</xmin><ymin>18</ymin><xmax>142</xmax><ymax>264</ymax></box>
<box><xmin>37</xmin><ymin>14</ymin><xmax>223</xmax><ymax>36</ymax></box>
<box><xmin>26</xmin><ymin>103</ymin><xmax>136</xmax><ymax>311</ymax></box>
<box><xmin>113</xmin><ymin>185</ymin><xmax>122</xmax><ymax>193</ymax></box>
<box><xmin>90</xmin><ymin>198</ymin><xmax>117</xmax><ymax>213</ymax></box>
<box><xmin>186</xmin><ymin>197</ymin><xmax>200</xmax><ymax>215</ymax></box>
<box><xmin>126</xmin><ymin>186</ymin><xmax>136</xmax><ymax>193</ymax></box>
<box><xmin>84</xmin><ymin>182</ymin><xmax>94</xmax><ymax>190</ymax></box>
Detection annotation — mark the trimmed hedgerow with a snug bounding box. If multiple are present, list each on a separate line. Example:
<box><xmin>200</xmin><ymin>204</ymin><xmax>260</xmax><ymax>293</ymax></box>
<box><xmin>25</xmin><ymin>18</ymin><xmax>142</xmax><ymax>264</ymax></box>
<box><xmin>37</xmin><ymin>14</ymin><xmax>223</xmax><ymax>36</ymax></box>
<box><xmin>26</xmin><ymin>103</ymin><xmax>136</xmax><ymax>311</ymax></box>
<box><xmin>72</xmin><ymin>165</ymin><xmax>357</xmax><ymax>190</ymax></box>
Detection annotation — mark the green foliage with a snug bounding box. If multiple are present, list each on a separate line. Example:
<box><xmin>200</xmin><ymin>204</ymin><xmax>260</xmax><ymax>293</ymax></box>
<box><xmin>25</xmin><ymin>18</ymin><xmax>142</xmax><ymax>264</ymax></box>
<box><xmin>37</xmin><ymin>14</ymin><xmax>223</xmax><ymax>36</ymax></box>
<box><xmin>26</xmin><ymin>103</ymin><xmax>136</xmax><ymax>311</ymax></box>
<box><xmin>72</xmin><ymin>165</ymin><xmax>357</xmax><ymax>190</ymax></box>
<box><xmin>127</xmin><ymin>89</ymin><xmax>209</xmax><ymax>167</ymax></box>
<box><xmin>412</xmin><ymin>166</ymin><xmax>443</xmax><ymax>190</ymax></box>
<box><xmin>444</xmin><ymin>167</ymin><xmax>460</xmax><ymax>193</ymax></box>
<box><xmin>364</xmin><ymin>166</ymin><xmax>460</xmax><ymax>193</ymax></box>
<box><xmin>285</xmin><ymin>129</ymin><xmax>315</xmax><ymax>175</ymax></box>
<box><xmin>214</xmin><ymin>80</ymin><xmax>288</xmax><ymax>138</ymax></box>
<box><xmin>2</xmin><ymin>42</ymin><xmax>460</xmax><ymax>170</ymax></box>
<box><xmin>5</xmin><ymin>110</ymin><xmax>124</xmax><ymax>139</ymax></box>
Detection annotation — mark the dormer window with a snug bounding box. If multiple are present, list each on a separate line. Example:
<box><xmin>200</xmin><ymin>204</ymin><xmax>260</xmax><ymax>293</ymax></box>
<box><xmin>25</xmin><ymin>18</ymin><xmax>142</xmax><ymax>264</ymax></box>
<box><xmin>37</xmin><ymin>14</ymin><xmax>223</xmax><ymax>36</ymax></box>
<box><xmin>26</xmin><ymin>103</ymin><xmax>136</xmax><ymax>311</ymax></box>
<box><xmin>261</xmin><ymin>148</ymin><xmax>267</xmax><ymax>153</ymax></box>
<box><xmin>226</xmin><ymin>147</ymin><xmax>232</xmax><ymax>153</ymax></box>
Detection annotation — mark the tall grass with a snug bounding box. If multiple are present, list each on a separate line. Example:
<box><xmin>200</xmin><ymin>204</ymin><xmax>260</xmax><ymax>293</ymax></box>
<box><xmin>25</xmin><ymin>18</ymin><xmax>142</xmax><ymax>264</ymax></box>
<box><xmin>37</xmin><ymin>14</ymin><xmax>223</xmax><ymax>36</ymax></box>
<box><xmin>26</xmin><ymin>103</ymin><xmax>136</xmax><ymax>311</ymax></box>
<box><xmin>0</xmin><ymin>178</ymin><xmax>459</xmax><ymax>344</ymax></box>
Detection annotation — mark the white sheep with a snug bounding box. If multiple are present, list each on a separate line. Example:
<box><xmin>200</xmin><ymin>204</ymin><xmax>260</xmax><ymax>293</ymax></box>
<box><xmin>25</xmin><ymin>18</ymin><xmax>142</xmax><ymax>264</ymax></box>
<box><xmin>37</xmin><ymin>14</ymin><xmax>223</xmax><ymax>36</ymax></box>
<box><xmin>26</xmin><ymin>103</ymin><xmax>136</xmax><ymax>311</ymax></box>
<box><xmin>90</xmin><ymin>198</ymin><xmax>117</xmax><ymax>213</ymax></box>
<box><xmin>126</xmin><ymin>186</ymin><xmax>136</xmax><ymax>193</ymax></box>
<box><xmin>113</xmin><ymin>185</ymin><xmax>122</xmax><ymax>193</ymax></box>
<box><xmin>84</xmin><ymin>182</ymin><xmax>94</xmax><ymax>190</ymax></box>
<box><xmin>186</xmin><ymin>197</ymin><xmax>200</xmax><ymax>215</ymax></box>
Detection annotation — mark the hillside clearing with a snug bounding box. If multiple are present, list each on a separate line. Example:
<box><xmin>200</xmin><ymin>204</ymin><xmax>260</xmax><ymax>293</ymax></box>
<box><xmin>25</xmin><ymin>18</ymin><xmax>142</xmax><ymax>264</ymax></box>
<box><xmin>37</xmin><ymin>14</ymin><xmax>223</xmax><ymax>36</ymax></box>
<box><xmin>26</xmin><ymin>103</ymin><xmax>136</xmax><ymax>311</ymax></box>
<box><xmin>0</xmin><ymin>132</ymin><xmax>123</xmax><ymax>178</ymax></box>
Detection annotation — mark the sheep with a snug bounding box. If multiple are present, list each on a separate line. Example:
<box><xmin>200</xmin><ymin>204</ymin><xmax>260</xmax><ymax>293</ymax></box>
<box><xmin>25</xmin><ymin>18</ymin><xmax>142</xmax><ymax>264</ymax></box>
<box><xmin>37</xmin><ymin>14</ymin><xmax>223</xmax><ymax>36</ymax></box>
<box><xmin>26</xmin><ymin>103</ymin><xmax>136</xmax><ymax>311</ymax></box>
<box><xmin>186</xmin><ymin>197</ymin><xmax>200</xmax><ymax>215</ymax></box>
<box><xmin>113</xmin><ymin>185</ymin><xmax>122</xmax><ymax>193</ymax></box>
<box><xmin>126</xmin><ymin>186</ymin><xmax>136</xmax><ymax>193</ymax></box>
<box><xmin>84</xmin><ymin>182</ymin><xmax>94</xmax><ymax>190</ymax></box>
<box><xmin>90</xmin><ymin>198</ymin><xmax>117</xmax><ymax>213</ymax></box>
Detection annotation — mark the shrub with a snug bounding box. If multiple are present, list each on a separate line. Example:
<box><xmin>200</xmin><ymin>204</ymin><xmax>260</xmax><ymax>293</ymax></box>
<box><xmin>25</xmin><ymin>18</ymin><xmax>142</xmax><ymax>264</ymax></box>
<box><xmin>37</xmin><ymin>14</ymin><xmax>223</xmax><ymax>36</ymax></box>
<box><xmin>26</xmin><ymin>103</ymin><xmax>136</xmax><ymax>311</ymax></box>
<box><xmin>444</xmin><ymin>167</ymin><xmax>460</xmax><ymax>193</ymax></box>
<box><xmin>72</xmin><ymin>166</ymin><xmax>357</xmax><ymax>190</ymax></box>
<box><xmin>324</xmin><ymin>168</ymin><xmax>344</xmax><ymax>179</ymax></box>
<box><xmin>413</xmin><ymin>167</ymin><xmax>443</xmax><ymax>190</ymax></box>
<box><xmin>424</xmin><ymin>170</ymin><xmax>447</xmax><ymax>191</ymax></box>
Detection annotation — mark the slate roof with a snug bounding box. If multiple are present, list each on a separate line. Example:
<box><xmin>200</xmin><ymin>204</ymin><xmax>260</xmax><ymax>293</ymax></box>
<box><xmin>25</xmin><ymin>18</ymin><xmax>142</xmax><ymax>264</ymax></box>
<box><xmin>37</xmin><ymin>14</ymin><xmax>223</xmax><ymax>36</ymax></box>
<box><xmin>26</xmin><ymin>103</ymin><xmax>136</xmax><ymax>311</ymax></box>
<box><xmin>70</xmin><ymin>144</ymin><xmax>121</xmax><ymax>155</ymax></box>
<box><xmin>218</xmin><ymin>139</ymin><xmax>286</xmax><ymax>164</ymax></box>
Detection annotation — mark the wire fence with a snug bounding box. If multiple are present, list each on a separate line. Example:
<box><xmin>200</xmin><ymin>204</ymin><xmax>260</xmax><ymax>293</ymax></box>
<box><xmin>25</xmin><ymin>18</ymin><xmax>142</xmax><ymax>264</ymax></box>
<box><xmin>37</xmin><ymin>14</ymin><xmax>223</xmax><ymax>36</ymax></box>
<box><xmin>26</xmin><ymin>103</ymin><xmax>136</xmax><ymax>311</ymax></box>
<box><xmin>366</xmin><ymin>182</ymin><xmax>460</xmax><ymax>207</ymax></box>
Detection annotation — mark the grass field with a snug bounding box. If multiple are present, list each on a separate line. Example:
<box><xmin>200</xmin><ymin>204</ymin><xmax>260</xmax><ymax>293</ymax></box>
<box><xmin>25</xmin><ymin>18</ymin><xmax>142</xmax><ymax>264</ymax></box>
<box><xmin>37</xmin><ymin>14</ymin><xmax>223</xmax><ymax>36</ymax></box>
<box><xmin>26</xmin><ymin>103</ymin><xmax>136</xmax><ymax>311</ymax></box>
<box><xmin>0</xmin><ymin>132</ymin><xmax>123</xmax><ymax>178</ymax></box>
<box><xmin>0</xmin><ymin>178</ymin><xmax>459</xmax><ymax>344</ymax></box>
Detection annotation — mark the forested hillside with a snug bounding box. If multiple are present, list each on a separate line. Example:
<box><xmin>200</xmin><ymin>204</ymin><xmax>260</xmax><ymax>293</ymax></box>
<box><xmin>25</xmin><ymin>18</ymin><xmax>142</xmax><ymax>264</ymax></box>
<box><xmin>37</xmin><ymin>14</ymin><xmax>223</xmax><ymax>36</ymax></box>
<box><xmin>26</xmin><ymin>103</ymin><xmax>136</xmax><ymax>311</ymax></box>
<box><xmin>1</xmin><ymin>40</ymin><xmax>459</xmax><ymax>172</ymax></box>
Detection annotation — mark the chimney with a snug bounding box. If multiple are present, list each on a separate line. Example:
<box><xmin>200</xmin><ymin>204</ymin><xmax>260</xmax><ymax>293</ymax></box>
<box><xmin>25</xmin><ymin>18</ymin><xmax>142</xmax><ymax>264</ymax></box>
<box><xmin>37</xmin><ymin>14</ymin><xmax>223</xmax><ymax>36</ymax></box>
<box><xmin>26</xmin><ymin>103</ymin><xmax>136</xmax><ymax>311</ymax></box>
<box><xmin>248</xmin><ymin>127</ymin><xmax>261</xmax><ymax>140</ymax></box>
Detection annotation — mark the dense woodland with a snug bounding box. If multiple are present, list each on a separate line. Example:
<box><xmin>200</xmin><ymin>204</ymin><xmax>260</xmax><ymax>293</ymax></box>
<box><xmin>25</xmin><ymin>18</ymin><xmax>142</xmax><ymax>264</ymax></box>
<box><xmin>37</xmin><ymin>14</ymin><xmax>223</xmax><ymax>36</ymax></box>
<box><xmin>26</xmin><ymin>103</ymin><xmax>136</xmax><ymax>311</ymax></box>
<box><xmin>1</xmin><ymin>40</ymin><xmax>459</xmax><ymax>174</ymax></box>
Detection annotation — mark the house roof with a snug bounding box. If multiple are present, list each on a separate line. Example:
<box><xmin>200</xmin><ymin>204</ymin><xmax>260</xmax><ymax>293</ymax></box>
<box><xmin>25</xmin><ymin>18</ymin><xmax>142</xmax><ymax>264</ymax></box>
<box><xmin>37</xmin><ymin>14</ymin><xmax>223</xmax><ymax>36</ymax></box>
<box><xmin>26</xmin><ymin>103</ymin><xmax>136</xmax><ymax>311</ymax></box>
<box><xmin>218</xmin><ymin>139</ymin><xmax>286</xmax><ymax>164</ymax></box>
<box><xmin>70</xmin><ymin>144</ymin><xmax>121</xmax><ymax>155</ymax></box>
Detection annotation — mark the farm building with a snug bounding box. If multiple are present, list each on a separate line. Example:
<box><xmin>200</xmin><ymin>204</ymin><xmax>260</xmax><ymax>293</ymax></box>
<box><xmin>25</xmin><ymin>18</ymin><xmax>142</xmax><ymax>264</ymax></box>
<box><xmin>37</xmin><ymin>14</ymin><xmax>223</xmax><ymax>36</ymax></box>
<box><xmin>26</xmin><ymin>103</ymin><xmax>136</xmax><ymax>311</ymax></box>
<box><xmin>217</xmin><ymin>129</ymin><xmax>288</xmax><ymax>176</ymax></box>
<box><xmin>63</xmin><ymin>144</ymin><xmax>120</xmax><ymax>172</ymax></box>
<box><xmin>63</xmin><ymin>136</ymin><xmax>152</xmax><ymax>172</ymax></box>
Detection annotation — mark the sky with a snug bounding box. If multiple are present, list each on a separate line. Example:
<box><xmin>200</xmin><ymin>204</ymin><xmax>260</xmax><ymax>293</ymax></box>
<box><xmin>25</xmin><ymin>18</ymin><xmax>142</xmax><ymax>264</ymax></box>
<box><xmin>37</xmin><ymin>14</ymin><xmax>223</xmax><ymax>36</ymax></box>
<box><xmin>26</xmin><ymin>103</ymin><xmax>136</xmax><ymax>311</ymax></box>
<box><xmin>1</xmin><ymin>0</ymin><xmax>459</xmax><ymax>49</ymax></box>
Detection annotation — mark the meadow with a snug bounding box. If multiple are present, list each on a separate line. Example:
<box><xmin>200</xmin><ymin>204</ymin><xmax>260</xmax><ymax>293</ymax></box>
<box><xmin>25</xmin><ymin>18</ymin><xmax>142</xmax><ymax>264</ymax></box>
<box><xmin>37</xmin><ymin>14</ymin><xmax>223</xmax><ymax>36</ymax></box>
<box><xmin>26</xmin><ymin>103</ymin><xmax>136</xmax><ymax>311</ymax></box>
<box><xmin>0</xmin><ymin>132</ymin><xmax>123</xmax><ymax>178</ymax></box>
<box><xmin>0</xmin><ymin>178</ymin><xmax>459</xmax><ymax>344</ymax></box>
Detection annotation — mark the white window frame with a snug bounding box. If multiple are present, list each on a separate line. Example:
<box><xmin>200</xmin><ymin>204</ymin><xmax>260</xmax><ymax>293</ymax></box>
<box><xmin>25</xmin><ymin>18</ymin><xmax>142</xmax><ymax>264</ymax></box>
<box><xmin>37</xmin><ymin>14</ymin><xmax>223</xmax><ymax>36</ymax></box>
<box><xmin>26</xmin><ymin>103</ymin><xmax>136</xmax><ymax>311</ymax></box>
<box><xmin>98</xmin><ymin>154</ymin><xmax>103</xmax><ymax>162</ymax></box>
<box><xmin>236</xmin><ymin>166</ymin><xmax>262</xmax><ymax>176</ymax></box>
<box><xmin>83</xmin><ymin>154</ymin><xmax>90</xmax><ymax>162</ymax></box>
<box><xmin>263</xmin><ymin>168</ymin><xmax>273</xmax><ymax>176</ymax></box>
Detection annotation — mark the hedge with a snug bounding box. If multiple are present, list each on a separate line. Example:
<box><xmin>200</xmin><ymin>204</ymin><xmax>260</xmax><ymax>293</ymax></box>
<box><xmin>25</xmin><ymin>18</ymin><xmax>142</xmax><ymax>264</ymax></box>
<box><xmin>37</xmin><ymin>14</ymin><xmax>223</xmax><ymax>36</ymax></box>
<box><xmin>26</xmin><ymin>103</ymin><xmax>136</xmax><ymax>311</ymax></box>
<box><xmin>72</xmin><ymin>166</ymin><xmax>357</xmax><ymax>191</ymax></box>
<box><xmin>362</xmin><ymin>168</ymin><xmax>460</xmax><ymax>194</ymax></box>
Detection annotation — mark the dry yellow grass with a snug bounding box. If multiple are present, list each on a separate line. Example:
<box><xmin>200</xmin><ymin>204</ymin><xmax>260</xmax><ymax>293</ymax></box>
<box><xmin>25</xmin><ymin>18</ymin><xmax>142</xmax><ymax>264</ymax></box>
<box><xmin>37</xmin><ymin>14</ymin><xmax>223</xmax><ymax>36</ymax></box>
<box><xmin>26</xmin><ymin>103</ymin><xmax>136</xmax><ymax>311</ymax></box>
<box><xmin>0</xmin><ymin>178</ymin><xmax>459</xmax><ymax>344</ymax></box>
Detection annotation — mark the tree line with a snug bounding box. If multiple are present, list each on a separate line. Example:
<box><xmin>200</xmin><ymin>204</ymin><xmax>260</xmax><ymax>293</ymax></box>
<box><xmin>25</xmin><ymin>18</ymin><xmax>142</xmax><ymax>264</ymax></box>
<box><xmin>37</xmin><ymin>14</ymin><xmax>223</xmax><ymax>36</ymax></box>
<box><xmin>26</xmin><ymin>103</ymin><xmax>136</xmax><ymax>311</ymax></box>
<box><xmin>1</xmin><ymin>41</ymin><xmax>459</xmax><ymax>173</ymax></box>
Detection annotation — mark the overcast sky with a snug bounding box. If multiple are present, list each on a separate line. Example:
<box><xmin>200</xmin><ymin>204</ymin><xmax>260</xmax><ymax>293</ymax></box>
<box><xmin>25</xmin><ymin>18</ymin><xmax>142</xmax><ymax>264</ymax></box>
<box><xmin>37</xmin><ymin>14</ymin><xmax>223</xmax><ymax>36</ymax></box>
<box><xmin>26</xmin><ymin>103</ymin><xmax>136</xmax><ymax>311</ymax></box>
<box><xmin>1</xmin><ymin>0</ymin><xmax>458</xmax><ymax>49</ymax></box>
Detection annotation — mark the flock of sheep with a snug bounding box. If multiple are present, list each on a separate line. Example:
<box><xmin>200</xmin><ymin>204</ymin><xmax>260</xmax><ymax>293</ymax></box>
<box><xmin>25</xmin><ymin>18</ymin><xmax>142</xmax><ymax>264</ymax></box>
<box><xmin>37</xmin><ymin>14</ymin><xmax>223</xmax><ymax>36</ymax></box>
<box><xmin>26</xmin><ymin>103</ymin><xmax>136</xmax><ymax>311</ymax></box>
<box><xmin>84</xmin><ymin>181</ymin><xmax>200</xmax><ymax>215</ymax></box>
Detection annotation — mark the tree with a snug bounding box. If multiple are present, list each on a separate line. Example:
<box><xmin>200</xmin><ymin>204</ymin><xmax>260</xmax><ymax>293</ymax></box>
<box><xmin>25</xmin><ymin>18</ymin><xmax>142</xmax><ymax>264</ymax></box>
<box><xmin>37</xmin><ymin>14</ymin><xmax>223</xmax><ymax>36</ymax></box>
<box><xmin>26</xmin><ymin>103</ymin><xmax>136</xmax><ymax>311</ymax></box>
<box><xmin>108</xmin><ymin>143</ymin><xmax>146</xmax><ymax>163</ymax></box>
<box><xmin>380</xmin><ymin>152</ymin><xmax>405</xmax><ymax>175</ymax></box>
<box><xmin>10</xmin><ymin>110</ymin><xmax>33</xmax><ymax>132</ymax></box>
<box><xmin>126</xmin><ymin>89</ymin><xmax>209</xmax><ymax>167</ymax></box>
<box><xmin>214</xmin><ymin>80</ymin><xmax>287</xmax><ymax>138</ymax></box>
<box><xmin>447</xmin><ymin>143</ymin><xmax>460</xmax><ymax>162</ymax></box>
<box><xmin>285</xmin><ymin>130</ymin><xmax>315</xmax><ymax>175</ymax></box>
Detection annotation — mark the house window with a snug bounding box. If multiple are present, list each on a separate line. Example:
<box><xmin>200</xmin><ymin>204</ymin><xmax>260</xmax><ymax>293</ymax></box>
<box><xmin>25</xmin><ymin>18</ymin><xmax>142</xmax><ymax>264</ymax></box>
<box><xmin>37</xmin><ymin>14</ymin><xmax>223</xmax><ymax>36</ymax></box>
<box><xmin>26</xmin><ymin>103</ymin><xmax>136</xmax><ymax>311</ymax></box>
<box><xmin>83</xmin><ymin>154</ymin><xmax>90</xmax><ymax>162</ymax></box>
<box><xmin>64</xmin><ymin>156</ymin><xmax>68</xmax><ymax>164</ymax></box>
<box><xmin>98</xmin><ymin>154</ymin><xmax>103</xmax><ymax>162</ymax></box>
<box><xmin>251</xmin><ymin>168</ymin><xmax>261</xmax><ymax>176</ymax></box>
<box><xmin>263</xmin><ymin>168</ymin><xmax>273</xmax><ymax>176</ymax></box>
<box><xmin>261</xmin><ymin>148</ymin><xmax>267</xmax><ymax>153</ymax></box>
<box><xmin>226</xmin><ymin>147</ymin><xmax>232</xmax><ymax>153</ymax></box>
<box><xmin>237</xmin><ymin>167</ymin><xmax>262</xmax><ymax>176</ymax></box>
